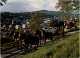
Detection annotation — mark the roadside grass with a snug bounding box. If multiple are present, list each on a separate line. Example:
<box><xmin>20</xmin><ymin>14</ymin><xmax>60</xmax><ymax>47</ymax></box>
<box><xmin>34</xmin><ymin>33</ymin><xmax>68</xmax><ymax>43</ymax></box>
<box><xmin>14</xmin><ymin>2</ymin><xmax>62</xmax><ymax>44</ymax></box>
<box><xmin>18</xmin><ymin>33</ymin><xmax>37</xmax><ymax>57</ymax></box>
<box><xmin>75</xmin><ymin>23</ymin><xmax>79</xmax><ymax>26</ymax></box>
<box><xmin>23</xmin><ymin>33</ymin><xmax>79</xmax><ymax>58</ymax></box>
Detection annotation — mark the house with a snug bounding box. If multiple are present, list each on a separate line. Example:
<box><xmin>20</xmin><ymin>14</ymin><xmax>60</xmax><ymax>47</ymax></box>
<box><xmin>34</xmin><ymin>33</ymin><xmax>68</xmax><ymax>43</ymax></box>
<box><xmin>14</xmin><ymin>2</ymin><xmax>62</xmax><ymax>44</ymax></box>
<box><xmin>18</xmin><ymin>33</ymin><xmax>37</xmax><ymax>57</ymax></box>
<box><xmin>15</xmin><ymin>25</ymin><xmax>21</xmax><ymax>29</ymax></box>
<box><xmin>22</xmin><ymin>24</ymin><xmax>28</xmax><ymax>29</ymax></box>
<box><xmin>12</xmin><ymin>20</ymin><xmax>14</xmax><ymax>24</ymax></box>
<box><xmin>9</xmin><ymin>24</ymin><xmax>12</xmax><ymax>28</ymax></box>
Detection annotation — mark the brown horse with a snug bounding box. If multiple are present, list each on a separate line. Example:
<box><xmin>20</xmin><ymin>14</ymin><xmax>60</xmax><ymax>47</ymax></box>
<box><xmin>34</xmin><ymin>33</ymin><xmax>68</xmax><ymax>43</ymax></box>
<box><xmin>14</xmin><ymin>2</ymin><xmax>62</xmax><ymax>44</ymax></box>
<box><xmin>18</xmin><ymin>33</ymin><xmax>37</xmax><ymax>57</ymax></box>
<box><xmin>23</xmin><ymin>32</ymin><xmax>39</xmax><ymax>51</ymax></box>
<box><xmin>42</xmin><ymin>30</ymin><xmax>53</xmax><ymax>43</ymax></box>
<box><xmin>34</xmin><ymin>29</ymin><xmax>42</xmax><ymax>45</ymax></box>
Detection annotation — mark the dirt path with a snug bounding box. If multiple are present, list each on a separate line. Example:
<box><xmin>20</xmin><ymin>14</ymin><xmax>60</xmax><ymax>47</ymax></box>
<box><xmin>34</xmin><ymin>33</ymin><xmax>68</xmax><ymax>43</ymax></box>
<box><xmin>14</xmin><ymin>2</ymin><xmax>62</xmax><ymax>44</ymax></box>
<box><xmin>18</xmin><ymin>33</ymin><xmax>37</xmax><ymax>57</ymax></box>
<box><xmin>1</xmin><ymin>30</ymin><xmax>80</xmax><ymax>58</ymax></box>
<box><xmin>1</xmin><ymin>48</ymin><xmax>26</xmax><ymax>58</ymax></box>
<box><xmin>1</xmin><ymin>40</ymin><xmax>51</xmax><ymax>58</ymax></box>
<box><xmin>65</xmin><ymin>30</ymin><xmax>80</xmax><ymax>36</ymax></box>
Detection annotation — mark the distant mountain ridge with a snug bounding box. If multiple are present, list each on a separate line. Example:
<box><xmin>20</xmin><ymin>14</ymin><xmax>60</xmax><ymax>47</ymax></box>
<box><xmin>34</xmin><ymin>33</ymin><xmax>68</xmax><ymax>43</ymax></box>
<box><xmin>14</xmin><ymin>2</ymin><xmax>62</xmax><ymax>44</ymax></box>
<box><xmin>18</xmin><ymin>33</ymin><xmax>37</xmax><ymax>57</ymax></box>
<box><xmin>1</xmin><ymin>10</ymin><xmax>79</xmax><ymax>23</ymax></box>
<box><xmin>33</xmin><ymin>10</ymin><xmax>60</xmax><ymax>15</ymax></box>
<box><xmin>32</xmin><ymin>10</ymin><xmax>60</xmax><ymax>18</ymax></box>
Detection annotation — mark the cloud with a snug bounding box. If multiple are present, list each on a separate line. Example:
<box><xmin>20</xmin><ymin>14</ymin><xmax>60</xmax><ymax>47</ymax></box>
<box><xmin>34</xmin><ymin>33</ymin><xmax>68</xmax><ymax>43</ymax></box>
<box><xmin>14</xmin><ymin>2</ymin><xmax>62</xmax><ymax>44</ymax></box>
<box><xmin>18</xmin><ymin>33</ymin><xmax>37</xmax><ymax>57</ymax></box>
<box><xmin>1</xmin><ymin>2</ymin><xmax>29</xmax><ymax>12</ymax></box>
<box><xmin>0</xmin><ymin>0</ymin><xmax>59</xmax><ymax>12</ymax></box>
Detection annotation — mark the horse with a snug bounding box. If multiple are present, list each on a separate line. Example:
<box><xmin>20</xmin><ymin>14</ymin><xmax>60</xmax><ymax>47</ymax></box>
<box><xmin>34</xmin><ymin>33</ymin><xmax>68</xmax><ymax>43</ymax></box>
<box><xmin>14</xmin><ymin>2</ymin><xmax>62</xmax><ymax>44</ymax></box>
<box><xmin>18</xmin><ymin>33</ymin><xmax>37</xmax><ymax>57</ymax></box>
<box><xmin>34</xmin><ymin>29</ymin><xmax>42</xmax><ymax>45</ymax></box>
<box><xmin>42</xmin><ymin>30</ymin><xmax>53</xmax><ymax>43</ymax></box>
<box><xmin>23</xmin><ymin>33</ymin><xmax>39</xmax><ymax>51</ymax></box>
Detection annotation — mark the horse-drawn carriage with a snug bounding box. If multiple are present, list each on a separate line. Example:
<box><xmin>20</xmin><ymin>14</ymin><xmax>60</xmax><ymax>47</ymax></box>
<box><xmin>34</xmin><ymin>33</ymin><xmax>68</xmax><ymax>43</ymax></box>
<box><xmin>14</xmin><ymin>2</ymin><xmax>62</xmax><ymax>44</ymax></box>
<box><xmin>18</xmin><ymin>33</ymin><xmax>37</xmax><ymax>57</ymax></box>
<box><xmin>8</xmin><ymin>18</ymin><xmax>64</xmax><ymax>52</ymax></box>
<box><xmin>43</xmin><ymin>18</ymin><xmax>64</xmax><ymax>37</ymax></box>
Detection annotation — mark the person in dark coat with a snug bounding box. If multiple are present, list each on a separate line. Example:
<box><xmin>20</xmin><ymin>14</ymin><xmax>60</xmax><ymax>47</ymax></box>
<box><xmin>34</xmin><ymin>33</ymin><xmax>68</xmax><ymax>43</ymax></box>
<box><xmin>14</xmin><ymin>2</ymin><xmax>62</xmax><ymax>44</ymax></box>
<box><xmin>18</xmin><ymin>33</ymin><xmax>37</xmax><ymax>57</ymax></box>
<box><xmin>9</xmin><ymin>30</ymin><xmax>14</xmax><ymax>39</ymax></box>
<box><xmin>13</xmin><ymin>31</ymin><xmax>19</xmax><ymax>49</ymax></box>
<box><xmin>53</xmin><ymin>18</ymin><xmax>58</xmax><ymax>27</ymax></box>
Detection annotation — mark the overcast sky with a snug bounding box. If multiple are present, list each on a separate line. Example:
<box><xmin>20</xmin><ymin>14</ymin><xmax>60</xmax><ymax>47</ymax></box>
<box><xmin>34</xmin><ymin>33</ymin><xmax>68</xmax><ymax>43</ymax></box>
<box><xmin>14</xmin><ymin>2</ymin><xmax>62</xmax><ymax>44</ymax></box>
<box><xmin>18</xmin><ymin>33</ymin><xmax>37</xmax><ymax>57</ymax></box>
<box><xmin>0</xmin><ymin>0</ymin><xmax>59</xmax><ymax>13</ymax></box>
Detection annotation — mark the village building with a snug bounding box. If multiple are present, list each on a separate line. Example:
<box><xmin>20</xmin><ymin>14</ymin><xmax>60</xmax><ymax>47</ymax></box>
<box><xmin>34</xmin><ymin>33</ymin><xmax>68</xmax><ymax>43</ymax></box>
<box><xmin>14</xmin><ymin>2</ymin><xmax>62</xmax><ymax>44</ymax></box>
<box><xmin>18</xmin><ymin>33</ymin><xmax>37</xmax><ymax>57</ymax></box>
<box><xmin>22</xmin><ymin>24</ymin><xmax>28</xmax><ymax>29</ymax></box>
<box><xmin>15</xmin><ymin>25</ymin><xmax>21</xmax><ymax>29</ymax></box>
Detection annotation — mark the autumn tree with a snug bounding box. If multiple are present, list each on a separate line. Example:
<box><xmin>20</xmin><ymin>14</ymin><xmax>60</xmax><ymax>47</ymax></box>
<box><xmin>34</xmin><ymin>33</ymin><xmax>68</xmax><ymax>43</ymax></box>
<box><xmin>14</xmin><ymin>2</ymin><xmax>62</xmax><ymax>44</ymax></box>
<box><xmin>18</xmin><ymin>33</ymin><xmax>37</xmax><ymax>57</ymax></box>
<box><xmin>56</xmin><ymin>0</ymin><xmax>80</xmax><ymax>19</ymax></box>
<box><xmin>29</xmin><ymin>12</ymin><xmax>44</xmax><ymax>33</ymax></box>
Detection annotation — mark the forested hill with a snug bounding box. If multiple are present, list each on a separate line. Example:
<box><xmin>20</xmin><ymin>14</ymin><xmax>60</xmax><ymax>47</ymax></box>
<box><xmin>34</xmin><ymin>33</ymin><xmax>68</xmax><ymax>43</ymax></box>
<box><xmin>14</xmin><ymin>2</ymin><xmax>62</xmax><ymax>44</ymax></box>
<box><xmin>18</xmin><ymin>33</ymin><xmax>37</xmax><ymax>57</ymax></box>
<box><xmin>1</xmin><ymin>10</ymin><xmax>60</xmax><ymax>23</ymax></box>
<box><xmin>1</xmin><ymin>10</ymin><xmax>79</xmax><ymax>23</ymax></box>
<box><xmin>1</xmin><ymin>10</ymin><xmax>60</xmax><ymax>19</ymax></box>
<box><xmin>35</xmin><ymin>10</ymin><xmax>60</xmax><ymax>15</ymax></box>
<box><xmin>33</xmin><ymin>10</ymin><xmax>60</xmax><ymax>18</ymax></box>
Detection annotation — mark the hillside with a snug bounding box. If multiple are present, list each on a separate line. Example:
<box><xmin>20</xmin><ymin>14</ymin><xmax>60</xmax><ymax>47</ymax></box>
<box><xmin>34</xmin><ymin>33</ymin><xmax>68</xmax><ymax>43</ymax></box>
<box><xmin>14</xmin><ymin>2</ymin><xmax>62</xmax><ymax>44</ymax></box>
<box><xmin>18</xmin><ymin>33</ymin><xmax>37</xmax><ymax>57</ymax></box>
<box><xmin>33</xmin><ymin>10</ymin><xmax>60</xmax><ymax>18</ymax></box>
<box><xmin>1</xmin><ymin>10</ymin><xmax>60</xmax><ymax>21</ymax></box>
<box><xmin>37</xmin><ymin>10</ymin><xmax>60</xmax><ymax>15</ymax></box>
<box><xmin>23</xmin><ymin>33</ymin><xmax>79</xmax><ymax>58</ymax></box>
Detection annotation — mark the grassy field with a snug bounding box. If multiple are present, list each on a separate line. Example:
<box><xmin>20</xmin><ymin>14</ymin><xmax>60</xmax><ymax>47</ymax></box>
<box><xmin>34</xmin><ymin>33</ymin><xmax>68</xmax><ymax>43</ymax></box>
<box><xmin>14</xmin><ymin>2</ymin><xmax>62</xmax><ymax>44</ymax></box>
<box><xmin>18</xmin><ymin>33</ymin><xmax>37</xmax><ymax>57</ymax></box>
<box><xmin>23</xmin><ymin>33</ymin><xmax>79</xmax><ymax>58</ymax></box>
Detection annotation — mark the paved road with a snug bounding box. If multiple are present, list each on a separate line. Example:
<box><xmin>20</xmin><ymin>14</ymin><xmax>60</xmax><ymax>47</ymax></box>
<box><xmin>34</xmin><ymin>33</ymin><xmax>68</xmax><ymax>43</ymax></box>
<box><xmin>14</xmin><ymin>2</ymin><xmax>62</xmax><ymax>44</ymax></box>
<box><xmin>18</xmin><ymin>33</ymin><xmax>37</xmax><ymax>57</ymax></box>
<box><xmin>1</xmin><ymin>30</ymin><xmax>80</xmax><ymax>58</ymax></box>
